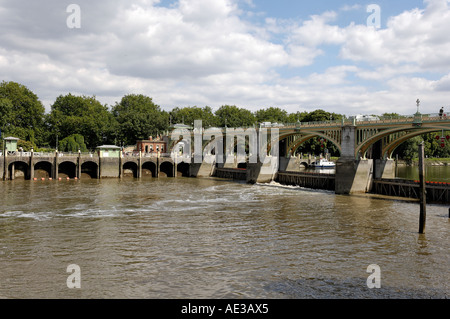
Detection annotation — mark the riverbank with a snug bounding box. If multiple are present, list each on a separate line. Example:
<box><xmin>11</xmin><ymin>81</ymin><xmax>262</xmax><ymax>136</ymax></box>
<box><xmin>397</xmin><ymin>158</ymin><xmax>450</xmax><ymax>166</ymax></box>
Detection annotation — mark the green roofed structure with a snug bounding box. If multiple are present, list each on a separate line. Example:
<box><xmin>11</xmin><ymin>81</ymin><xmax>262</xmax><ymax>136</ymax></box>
<box><xmin>96</xmin><ymin>145</ymin><xmax>121</xmax><ymax>158</ymax></box>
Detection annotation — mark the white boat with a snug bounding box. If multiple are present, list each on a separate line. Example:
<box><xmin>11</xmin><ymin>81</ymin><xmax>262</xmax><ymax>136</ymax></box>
<box><xmin>311</xmin><ymin>159</ymin><xmax>336</xmax><ymax>168</ymax></box>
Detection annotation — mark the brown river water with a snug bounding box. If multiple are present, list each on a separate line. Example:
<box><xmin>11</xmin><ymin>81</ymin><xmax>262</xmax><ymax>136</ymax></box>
<box><xmin>0</xmin><ymin>172</ymin><xmax>449</xmax><ymax>299</ymax></box>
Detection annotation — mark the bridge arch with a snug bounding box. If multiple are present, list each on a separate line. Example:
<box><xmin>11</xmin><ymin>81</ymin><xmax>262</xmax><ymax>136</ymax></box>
<box><xmin>34</xmin><ymin>161</ymin><xmax>52</xmax><ymax>178</ymax></box>
<box><xmin>123</xmin><ymin>161</ymin><xmax>138</xmax><ymax>178</ymax></box>
<box><xmin>385</xmin><ymin>128</ymin><xmax>450</xmax><ymax>158</ymax></box>
<box><xmin>176</xmin><ymin>161</ymin><xmax>190</xmax><ymax>177</ymax></box>
<box><xmin>58</xmin><ymin>161</ymin><xmax>77</xmax><ymax>178</ymax></box>
<box><xmin>142</xmin><ymin>161</ymin><xmax>157</xmax><ymax>178</ymax></box>
<box><xmin>81</xmin><ymin>161</ymin><xmax>98</xmax><ymax>179</ymax></box>
<box><xmin>356</xmin><ymin>125</ymin><xmax>450</xmax><ymax>159</ymax></box>
<box><xmin>276</xmin><ymin>132</ymin><xmax>342</xmax><ymax>157</ymax></box>
<box><xmin>160</xmin><ymin>161</ymin><xmax>174</xmax><ymax>177</ymax></box>
<box><xmin>8</xmin><ymin>161</ymin><xmax>30</xmax><ymax>180</ymax></box>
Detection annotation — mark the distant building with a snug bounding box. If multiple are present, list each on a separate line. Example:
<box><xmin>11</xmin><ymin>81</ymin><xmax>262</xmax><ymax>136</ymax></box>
<box><xmin>136</xmin><ymin>136</ymin><xmax>169</xmax><ymax>154</ymax></box>
<box><xmin>350</xmin><ymin>115</ymin><xmax>380</xmax><ymax>122</ymax></box>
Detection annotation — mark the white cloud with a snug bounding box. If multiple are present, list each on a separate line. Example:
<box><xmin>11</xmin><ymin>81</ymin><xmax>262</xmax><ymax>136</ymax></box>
<box><xmin>0</xmin><ymin>0</ymin><xmax>450</xmax><ymax>116</ymax></box>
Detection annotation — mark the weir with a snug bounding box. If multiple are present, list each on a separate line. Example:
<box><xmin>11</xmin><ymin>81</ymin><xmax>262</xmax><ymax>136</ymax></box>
<box><xmin>2</xmin><ymin>113</ymin><xmax>449</xmax><ymax>203</ymax></box>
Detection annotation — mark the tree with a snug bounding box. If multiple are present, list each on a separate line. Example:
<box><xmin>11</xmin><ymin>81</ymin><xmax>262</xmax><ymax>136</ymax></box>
<box><xmin>382</xmin><ymin>112</ymin><xmax>402</xmax><ymax>119</ymax></box>
<box><xmin>169</xmin><ymin>106</ymin><xmax>217</xmax><ymax>128</ymax></box>
<box><xmin>214</xmin><ymin>105</ymin><xmax>256</xmax><ymax>128</ymax></box>
<box><xmin>303</xmin><ymin>109</ymin><xmax>342</xmax><ymax>122</ymax></box>
<box><xmin>394</xmin><ymin>136</ymin><xmax>422</xmax><ymax>164</ymax></box>
<box><xmin>0</xmin><ymin>98</ymin><xmax>13</xmax><ymax>130</ymax></box>
<box><xmin>423</xmin><ymin>132</ymin><xmax>450</xmax><ymax>158</ymax></box>
<box><xmin>255</xmin><ymin>107</ymin><xmax>289</xmax><ymax>124</ymax></box>
<box><xmin>59</xmin><ymin>134</ymin><xmax>88</xmax><ymax>152</ymax></box>
<box><xmin>0</xmin><ymin>81</ymin><xmax>46</xmax><ymax>145</ymax></box>
<box><xmin>287</xmin><ymin>111</ymin><xmax>308</xmax><ymax>123</ymax></box>
<box><xmin>17</xmin><ymin>139</ymin><xmax>36</xmax><ymax>152</ymax></box>
<box><xmin>112</xmin><ymin>94</ymin><xmax>168</xmax><ymax>146</ymax></box>
<box><xmin>47</xmin><ymin>94</ymin><xmax>116</xmax><ymax>149</ymax></box>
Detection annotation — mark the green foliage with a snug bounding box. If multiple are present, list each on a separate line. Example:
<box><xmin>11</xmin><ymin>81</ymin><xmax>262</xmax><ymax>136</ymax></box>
<box><xmin>215</xmin><ymin>105</ymin><xmax>256</xmax><ymax>128</ymax></box>
<box><xmin>255</xmin><ymin>107</ymin><xmax>289</xmax><ymax>124</ymax></box>
<box><xmin>58</xmin><ymin>134</ymin><xmax>88</xmax><ymax>153</ymax></box>
<box><xmin>303</xmin><ymin>109</ymin><xmax>342</xmax><ymax>122</ymax></box>
<box><xmin>394</xmin><ymin>132</ymin><xmax>450</xmax><ymax>162</ymax></box>
<box><xmin>169</xmin><ymin>106</ymin><xmax>217</xmax><ymax>128</ymax></box>
<box><xmin>287</xmin><ymin>111</ymin><xmax>308</xmax><ymax>123</ymax></box>
<box><xmin>17</xmin><ymin>139</ymin><xmax>36</xmax><ymax>152</ymax></box>
<box><xmin>48</xmin><ymin>94</ymin><xmax>117</xmax><ymax>149</ymax></box>
<box><xmin>0</xmin><ymin>81</ymin><xmax>46</xmax><ymax>145</ymax></box>
<box><xmin>395</xmin><ymin>136</ymin><xmax>421</xmax><ymax>164</ymax></box>
<box><xmin>112</xmin><ymin>94</ymin><xmax>168</xmax><ymax>146</ymax></box>
<box><xmin>382</xmin><ymin>112</ymin><xmax>402</xmax><ymax>119</ymax></box>
<box><xmin>0</xmin><ymin>98</ymin><xmax>13</xmax><ymax>129</ymax></box>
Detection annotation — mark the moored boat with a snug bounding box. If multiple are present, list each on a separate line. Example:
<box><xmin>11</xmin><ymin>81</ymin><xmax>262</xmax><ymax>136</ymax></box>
<box><xmin>311</xmin><ymin>159</ymin><xmax>336</xmax><ymax>168</ymax></box>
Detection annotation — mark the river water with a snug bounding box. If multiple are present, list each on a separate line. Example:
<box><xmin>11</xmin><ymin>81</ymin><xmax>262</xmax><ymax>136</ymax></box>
<box><xmin>0</xmin><ymin>175</ymin><xmax>449</xmax><ymax>299</ymax></box>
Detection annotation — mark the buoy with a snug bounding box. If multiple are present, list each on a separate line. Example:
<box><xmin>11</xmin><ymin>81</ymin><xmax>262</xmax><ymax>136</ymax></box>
<box><xmin>66</xmin><ymin>177</ymin><xmax>70</xmax><ymax>180</ymax></box>
<box><xmin>58</xmin><ymin>177</ymin><xmax>62</xmax><ymax>181</ymax></box>
<box><xmin>74</xmin><ymin>177</ymin><xmax>78</xmax><ymax>180</ymax></box>
<box><xmin>41</xmin><ymin>178</ymin><xmax>45</xmax><ymax>181</ymax></box>
<box><xmin>48</xmin><ymin>178</ymin><xmax>52</xmax><ymax>181</ymax></box>
<box><xmin>33</xmin><ymin>178</ymin><xmax>37</xmax><ymax>181</ymax></box>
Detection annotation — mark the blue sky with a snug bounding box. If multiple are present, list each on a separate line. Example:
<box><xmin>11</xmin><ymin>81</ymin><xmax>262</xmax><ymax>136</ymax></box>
<box><xmin>0</xmin><ymin>0</ymin><xmax>449</xmax><ymax>116</ymax></box>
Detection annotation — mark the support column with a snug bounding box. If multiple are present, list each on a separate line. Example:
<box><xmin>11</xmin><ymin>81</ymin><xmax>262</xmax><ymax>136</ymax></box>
<box><xmin>11</xmin><ymin>162</ymin><xmax>15</xmax><ymax>180</ymax></box>
<box><xmin>77</xmin><ymin>150</ymin><xmax>81</xmax><ymax>179</ymax></box>
<box><xmin>54</xmin><ymin>151</ymin><xmax>59</xmax><ymax>180</ymax></box>
<box><xmin>30</xmin><ymin>148</ymin><xmax>34</xmax><ymax>180</ymax></box>
<box><xmin>97</xmin><ymin>154</ymin><xmax>101</xmax><ymax>179</ymax></box>
<box><xmin>119</xmin><ymin>153</ymin><xmax>123</xmax><ymax>179</ymax></box>
<box><xmin>156</xmin><ymin>158</ymin><xmax>159</xmax><ymax>178</ymax></box>
<box><xmin>335</xmin><ymin>125</ymin><xmax>374</xmax><ymax>194</ymax></box>
<box><xmin>138</xmin><ymin>151</ymin><xmax>142</xmax><ymax>179</ymax></box>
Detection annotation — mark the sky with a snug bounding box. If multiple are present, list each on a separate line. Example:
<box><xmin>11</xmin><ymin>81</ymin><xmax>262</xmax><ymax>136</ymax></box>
<box><xmin>1</xmin><ymin>0</ymin><xmax>450</xmax><ymax>117</ymax></box>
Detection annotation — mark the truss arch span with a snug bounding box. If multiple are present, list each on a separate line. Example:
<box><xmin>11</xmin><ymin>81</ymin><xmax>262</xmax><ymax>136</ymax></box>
<box><xmin>356</xmin><ymin>124</ymin><xmax>450</xmax><ymax>159</ymax></box>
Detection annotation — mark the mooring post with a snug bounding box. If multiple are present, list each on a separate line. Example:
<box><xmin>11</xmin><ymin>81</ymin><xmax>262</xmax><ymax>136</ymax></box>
<box><xmin>418</xmin><ymin>142</ymin><xmax>426</xmax><ymax>234</ymax></box>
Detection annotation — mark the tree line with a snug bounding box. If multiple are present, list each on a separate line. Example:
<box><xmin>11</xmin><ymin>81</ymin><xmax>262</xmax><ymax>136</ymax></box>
<box><xmin>1</xmin><ymin>80</ymin><xmax>449</xmax><ymax>159</ymax></box>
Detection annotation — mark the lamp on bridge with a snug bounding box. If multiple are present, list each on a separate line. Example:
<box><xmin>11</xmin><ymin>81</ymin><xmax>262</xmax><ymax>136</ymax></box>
<box><xmin>413</xmin><ymin>98</ymin><xmax>423</xmax><ymax>127</ymax></box>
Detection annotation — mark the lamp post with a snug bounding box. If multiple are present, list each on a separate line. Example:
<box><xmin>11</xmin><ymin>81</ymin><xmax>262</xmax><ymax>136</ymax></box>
<box><xmin>413</xmin><ymin>99</ymin><xmax>423</xmax><ymax>127</ymax></box>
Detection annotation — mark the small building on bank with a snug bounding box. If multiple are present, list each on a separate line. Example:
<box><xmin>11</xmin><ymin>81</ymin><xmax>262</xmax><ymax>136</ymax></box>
<box><xmin>4</xmin><ymin>137</ymin><xmax>20</xmax><ymax>153</ymax></box>
<box><xmin>136</xmin><ymin>136</ymin><xmax>169</xmax><ymax>154</ymax></box>
<box><xmin>96</xmin><ymin>145</ymin><xmax>121</xmax><ymax>158</ymax></box>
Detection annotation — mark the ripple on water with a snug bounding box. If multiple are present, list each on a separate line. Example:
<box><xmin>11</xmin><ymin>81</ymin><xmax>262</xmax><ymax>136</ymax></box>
<box><xmin>0</xmin><ymin>178</ymin><xmax>449</xmax><ymax>298</ymax></box>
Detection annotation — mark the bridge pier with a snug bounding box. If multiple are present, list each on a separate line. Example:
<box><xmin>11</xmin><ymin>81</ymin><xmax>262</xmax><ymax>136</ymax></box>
<box><xmin>335</xmin><ymin>125</ymin><xmax>374</xmax><ymax>194</ymax></box>
<box><xmin>29</xmin><ymin>150</ymin><xmax>34</xmax><ymax>180</ymax></box>
<box><xmin>54</xmin><ymin>152</ymin><xmax>59</xmax><ymax>180</ymax></box>
<box><xmin>374</xmin><ymin>159</ymin><xmax>395</xmax><ymax>179</ymax></box>
<box><xmin>246</xmin><ymin>157</ymin><xmax>278</xmax><ymax>184</ymax></box>
<box><xmin>189</xmin><ymin>161</ymin><xmax>216</xmax><ymax>178</ymax></box>
<box><xmin>335</xmin><ymin>159</ymin><xmax>374</xmax><ymax>194</ymax></box>
<box><xmin>10</xmin><ymin>162</ymin><xmax>14</xmax><ymax>180</ymax></box>
<box><xmin>279</xmin><ymin>156</ymin><xmax>303</xmax><ymax>172</ymax></box>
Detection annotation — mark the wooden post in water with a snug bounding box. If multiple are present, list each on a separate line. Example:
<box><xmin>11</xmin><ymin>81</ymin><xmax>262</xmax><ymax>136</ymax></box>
<box><xmin>418</xmin><ymin>142</ymin><xmax>426</xmax><ymax>234</ymax></box>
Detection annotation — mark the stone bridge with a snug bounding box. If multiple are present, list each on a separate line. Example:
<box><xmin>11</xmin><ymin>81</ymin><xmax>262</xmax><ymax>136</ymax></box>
<box><xmin>167</xmin><ymin>111</ymin><xmax>450</xmax><ymax>194</ymax></box>
<box><xmin>3</xmin><ymin>110</ymin><xmax>450</xmax><ymax>196</ymax></box>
